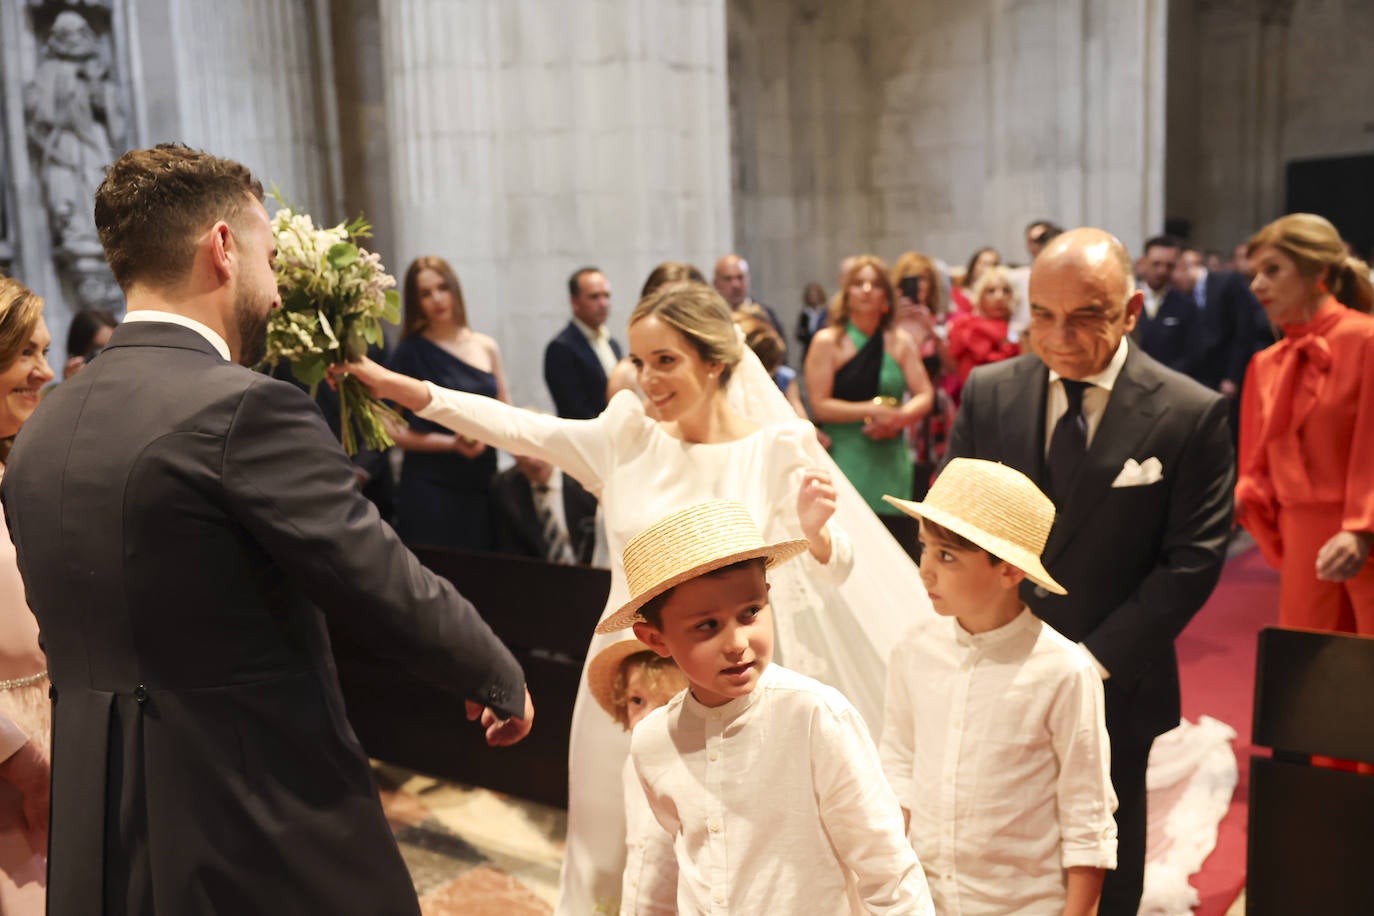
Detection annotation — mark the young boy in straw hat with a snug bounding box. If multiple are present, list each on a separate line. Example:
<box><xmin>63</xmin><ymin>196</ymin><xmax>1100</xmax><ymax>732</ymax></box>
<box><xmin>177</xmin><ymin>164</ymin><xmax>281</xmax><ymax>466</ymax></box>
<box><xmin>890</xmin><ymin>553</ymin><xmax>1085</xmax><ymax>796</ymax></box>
<box><xmin>597</xmin><ymin>499</ymin><xmax>934</xmax><ymax>914</ymax></box>
<box><xmin>586</xmin><ymin>639</ymin><xmax>687</xmax><ymax>913</ymax></box>
<box><xmin>880</xmin><ymin>458</ymin><xmax>1118</xmax><ymax>916</ymax></box>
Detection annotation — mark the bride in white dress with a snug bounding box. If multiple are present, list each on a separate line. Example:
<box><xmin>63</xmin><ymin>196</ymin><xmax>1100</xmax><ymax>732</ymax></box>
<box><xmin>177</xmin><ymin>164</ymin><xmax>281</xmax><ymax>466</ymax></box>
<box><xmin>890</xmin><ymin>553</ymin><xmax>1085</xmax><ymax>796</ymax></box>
<box><xmin>337</xmin><ymin>281</ymin><xmax>934</xmax><ymax>914</ymax></box>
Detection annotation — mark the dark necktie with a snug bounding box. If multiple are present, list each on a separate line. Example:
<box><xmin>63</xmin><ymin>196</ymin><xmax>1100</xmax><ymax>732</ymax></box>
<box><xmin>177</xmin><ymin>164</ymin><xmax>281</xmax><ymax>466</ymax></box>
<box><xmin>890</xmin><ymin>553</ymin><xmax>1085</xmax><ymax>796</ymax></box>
<box><xmin>1047</xmin><ymin>379</ymin><xmax>1091</xmax><ymax>504</ymax></box>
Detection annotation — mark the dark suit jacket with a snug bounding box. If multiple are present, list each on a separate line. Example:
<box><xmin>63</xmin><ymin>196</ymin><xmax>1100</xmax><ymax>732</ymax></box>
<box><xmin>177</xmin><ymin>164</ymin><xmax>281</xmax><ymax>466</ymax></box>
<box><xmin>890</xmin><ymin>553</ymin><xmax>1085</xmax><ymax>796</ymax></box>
<box><xmin>946</xmin><ymin>345</ymin><xmax>1234</xmax><ymax>744</ymax></box>
<box><xmin>1</xmin><ymin>322</ymin><xmax>525</xmax><ymax>915</ymax></box>
<box><xmin>543</xmin><ymin>321</ymin><xmax>623</xmax><ymax>420</ymax></box>
<box><xmin>1135</xmin><ymin>289</ymin><xmax>1199</xmax><ymax>376</ymax></box>
<box><xmin>1189</xmin><ymin>270</ymin><xmax>1271</xmax><ymax>391</ymax></box>
<box><xmin>490</xmin><ymin>467</ymin><xmax>598</xmax><ymax>565</ymax></box>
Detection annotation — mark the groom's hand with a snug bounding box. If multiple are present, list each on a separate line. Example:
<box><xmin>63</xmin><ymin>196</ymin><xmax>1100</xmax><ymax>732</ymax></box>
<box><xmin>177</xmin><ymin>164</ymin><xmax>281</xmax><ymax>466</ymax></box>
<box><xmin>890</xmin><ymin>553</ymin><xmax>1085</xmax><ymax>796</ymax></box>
<box><xmin>465</xmin><ymin>688</ymin><xmax>535</xmax><ymax>747</ymax></box>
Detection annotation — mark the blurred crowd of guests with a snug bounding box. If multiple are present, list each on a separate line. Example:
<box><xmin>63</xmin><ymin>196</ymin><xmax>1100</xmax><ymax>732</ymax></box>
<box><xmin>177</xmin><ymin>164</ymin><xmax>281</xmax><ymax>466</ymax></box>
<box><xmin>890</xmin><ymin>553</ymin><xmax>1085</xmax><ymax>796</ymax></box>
<box><xmin>318</xmin><ymin>214</ymin><xmax>1374</xmax><ymax>587</ymax></box>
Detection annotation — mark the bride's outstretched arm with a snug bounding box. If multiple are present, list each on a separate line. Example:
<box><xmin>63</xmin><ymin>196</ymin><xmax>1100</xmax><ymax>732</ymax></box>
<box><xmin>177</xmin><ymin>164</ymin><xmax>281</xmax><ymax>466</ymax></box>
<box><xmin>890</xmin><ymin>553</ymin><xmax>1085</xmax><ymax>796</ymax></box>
<box><xmin>332</xmin><ymin>357</ymin><xmax>626</xmax><ymax>492</ymax></box>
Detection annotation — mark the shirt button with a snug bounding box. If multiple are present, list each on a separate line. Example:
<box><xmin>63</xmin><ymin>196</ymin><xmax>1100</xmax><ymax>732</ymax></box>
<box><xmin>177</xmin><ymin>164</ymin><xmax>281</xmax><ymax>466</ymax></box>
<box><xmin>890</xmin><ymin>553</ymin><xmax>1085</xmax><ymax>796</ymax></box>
<box><xmin>713</xmin><ymin>893</ymin><xmax>725</xmax><ymax>904</ymax></box>
<box><xmin>708</xmin><ymin>819</ymin><xmax>721</xmax><ymax>832</ymax></box>
<box><xmin>709</xmin><ymin>750</ymin><xmax>719</xmax><ymax>761</ymax></box>
<box><xmin>710</xmin><ymin>711</ymin><xmax>721</xmax><ymax>720</ymax></box>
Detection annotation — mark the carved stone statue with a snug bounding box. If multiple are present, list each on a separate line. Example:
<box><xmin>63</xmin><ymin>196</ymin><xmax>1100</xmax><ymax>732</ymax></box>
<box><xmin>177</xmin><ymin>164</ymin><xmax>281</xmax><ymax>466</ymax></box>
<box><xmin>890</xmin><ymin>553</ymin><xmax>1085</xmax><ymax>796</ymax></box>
<box><xmin>24</xmin><ymin>9</ymin><xmax>124</xmax><ymax>309</ymax></box>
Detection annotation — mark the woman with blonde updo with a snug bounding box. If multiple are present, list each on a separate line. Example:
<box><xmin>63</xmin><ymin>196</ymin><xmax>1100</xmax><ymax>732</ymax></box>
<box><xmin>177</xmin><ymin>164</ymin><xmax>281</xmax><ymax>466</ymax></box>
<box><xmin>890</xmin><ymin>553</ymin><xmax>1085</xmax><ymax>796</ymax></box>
<box><xmin>1238</xmin><ymin>213</ymin><xmax>1374</xmax><ymax>635</ymax></box>
<box><xmin>333</xmin><ymin>280</ymin><xmax>854</xmax><ymax>913</ymax></box>
<box><xmin>0</xmin><ymin>276</ymin><xmax>54</xmax><ymax>913</ymax></box>
<box><xmin>605</xmin><ymin>261</ymin><xmax>709</xmax><ymax>407</ymax></box>
<box><xmin>947</xmin><ymin>263</ymin><xmax>1022</xmax><ymax>387</ymax></box>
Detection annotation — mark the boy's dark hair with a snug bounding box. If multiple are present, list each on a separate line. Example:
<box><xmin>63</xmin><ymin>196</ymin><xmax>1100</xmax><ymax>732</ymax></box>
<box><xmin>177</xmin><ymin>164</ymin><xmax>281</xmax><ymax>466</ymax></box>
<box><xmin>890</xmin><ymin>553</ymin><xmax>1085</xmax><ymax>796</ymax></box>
<box><xmin>920</xmin><ymin>518</ymin><xmax>1002</xmax><ymax>565</ymax></box>
<box><xmin>95</xmin><ymin>143</ymin><xmax>264</xmax><ymax>291</ymax></box>
<box><xmin>637</xmin><ymin>557</ymin><xmax>768</xmax><ymax>629</ymax></box>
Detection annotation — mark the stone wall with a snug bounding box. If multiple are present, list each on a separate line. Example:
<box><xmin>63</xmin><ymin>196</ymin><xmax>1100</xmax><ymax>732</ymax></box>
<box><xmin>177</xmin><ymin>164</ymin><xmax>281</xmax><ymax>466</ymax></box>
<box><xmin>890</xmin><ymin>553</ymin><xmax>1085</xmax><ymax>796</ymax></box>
<box><xmin>728</xmin><ymin>0</ymin><xmax>1167</xmax><ymax>341</ymax></box>
<box><xmin>378</xmin><ymin>0</ymin><xmax>733</xmax><ymax>408</ymax></box>
<box><xmin>1166</xmin><ymin>0</ymin><xmax>1374</xmax><ymax>253</ymax></box>
<box><xmin>0</xmin><ymin>0</ymin><xmax>340</xmax><ymax>354</ymax></box>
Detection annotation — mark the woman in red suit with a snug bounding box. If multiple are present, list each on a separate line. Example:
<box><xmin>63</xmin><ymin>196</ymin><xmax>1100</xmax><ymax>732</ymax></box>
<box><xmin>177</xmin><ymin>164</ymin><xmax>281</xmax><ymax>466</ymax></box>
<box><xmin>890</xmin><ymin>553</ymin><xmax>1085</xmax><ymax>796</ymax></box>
<box><xmin>1237</xmin><ymin>213</ymin><xmax>1374</xmax><ymax>633</ymax></box>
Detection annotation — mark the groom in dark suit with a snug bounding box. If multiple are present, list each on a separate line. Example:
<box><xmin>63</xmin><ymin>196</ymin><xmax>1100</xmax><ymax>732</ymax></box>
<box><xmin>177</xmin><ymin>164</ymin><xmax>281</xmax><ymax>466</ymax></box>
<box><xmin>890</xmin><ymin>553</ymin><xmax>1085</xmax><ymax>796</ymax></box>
<box><xmin>945</xmin><ymin>228</ymin><xmax>1235</xmax><ymax>915</ymax></box>
<box><xmin>1</xmin><ymin>144</ymin><xmax>533</xmax><ymax>915</ymax></box>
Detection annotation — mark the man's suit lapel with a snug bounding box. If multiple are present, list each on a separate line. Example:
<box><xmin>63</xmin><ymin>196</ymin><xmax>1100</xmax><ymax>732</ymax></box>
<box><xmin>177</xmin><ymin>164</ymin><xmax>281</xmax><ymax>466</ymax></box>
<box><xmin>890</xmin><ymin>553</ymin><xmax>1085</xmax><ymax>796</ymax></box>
<box><xmin>562</xmin><ymin>479</ymin><xmax>596</xmax><ymax>564</ymax></box>
<box><xmin>512</xmin><ymin>475</ymin><xmax>546</xmax><ymax>554</ymax></box>
<box><xmin>996</xmin><ymin>358</ymin><xmax>1049</xmax><ymax>490</ymax></box>
<box><xmin>1043</xmin><ymin>347</ymin><xmax>1167</xmax><ymax>564</ymax></box>
<box><xmin>564</xmin><ymin>322</ymin><xmax>608</xmax><ymax>384</ymax></box>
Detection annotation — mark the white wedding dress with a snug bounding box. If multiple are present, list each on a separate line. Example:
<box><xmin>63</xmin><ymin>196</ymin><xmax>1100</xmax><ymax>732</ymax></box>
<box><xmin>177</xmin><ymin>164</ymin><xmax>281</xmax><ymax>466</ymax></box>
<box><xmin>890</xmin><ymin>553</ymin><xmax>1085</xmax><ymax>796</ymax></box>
<box><xmin>412</xmin><ymin>346</ymin><xmax>935</xmax><ymax>915</ymax></box>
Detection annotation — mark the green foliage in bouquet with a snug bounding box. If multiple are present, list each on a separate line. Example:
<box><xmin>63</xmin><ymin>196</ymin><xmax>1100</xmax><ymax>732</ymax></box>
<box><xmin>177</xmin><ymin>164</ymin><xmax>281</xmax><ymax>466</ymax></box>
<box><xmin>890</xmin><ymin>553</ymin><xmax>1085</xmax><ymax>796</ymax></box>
<box><xmin>262</xmin><ymin>196</ymin><xmax>403</xmax><ymax>455</ymax></box>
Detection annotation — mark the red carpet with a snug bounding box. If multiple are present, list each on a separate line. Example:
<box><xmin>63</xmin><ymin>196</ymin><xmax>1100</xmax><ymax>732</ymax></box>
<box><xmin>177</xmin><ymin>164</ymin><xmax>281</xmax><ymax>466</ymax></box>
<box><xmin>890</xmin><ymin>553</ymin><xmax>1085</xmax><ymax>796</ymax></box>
<box><xmin>1176</xmin><ymin>545</ymin><xmax>1280</xmax><ymax>915</ymax></box>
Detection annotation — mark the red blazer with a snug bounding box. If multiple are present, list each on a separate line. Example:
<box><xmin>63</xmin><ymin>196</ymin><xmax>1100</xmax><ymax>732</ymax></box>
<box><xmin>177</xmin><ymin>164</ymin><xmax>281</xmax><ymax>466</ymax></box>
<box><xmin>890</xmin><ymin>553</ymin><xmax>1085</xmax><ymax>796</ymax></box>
<box><xmin>1236</xmin><ymin>298</ymin><xmax>1374</xmax><ymax>566</ymax></box>
<box><xmin>947</xmin><ymin>314</ymin><xmax>1021</xmax><ymax>385</ymax></box>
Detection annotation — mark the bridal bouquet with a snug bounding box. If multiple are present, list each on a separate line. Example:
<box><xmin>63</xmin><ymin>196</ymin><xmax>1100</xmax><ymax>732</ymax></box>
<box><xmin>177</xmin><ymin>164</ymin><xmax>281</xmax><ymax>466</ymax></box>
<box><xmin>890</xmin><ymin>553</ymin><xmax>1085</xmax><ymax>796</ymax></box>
<box><xmin>263</xmin><ymin>199</ymin><xmax>402</xmax><ymax>455</ymax></box>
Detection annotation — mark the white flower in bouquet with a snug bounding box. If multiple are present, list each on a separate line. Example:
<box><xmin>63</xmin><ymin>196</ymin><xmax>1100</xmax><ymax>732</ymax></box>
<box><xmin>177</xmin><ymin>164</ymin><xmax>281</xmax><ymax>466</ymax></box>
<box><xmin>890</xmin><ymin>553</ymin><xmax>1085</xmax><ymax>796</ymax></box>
<box><xmin>261</xmin><ymin>197</ymin><xmax>402</xmax><ymax>455</ymax></box>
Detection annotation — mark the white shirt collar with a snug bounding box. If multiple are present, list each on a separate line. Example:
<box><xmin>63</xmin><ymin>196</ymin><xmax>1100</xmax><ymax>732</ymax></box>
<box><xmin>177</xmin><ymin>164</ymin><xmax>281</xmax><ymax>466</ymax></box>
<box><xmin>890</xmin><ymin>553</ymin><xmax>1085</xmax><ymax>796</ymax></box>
<box><xmin>1047</xmin><ymin>334</ymin><xmax>1129</xmax><ymax>393</ymax></box>
<box><xmin>951</xmin><ymin>606</ymin><xmax>1037</xmax><ymax>649</ymax></box>
<box><xmin>571</xmin><ymin>315</ymin><xmax>608</xmax><ymax>344</ymax></box>
<box><xmin>123</xmin><ymin>310</ymin><xmax>232</xmax><ymax>361</ymax></box>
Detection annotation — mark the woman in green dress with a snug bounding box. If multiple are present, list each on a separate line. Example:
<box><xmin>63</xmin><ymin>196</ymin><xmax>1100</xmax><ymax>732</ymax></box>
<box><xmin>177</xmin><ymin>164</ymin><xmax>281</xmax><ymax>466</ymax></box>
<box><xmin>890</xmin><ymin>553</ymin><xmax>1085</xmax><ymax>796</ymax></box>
<box><xmin>804</xmin><ymin>254</ymin><xmax>934</xmax><ymax>551</ymax></box>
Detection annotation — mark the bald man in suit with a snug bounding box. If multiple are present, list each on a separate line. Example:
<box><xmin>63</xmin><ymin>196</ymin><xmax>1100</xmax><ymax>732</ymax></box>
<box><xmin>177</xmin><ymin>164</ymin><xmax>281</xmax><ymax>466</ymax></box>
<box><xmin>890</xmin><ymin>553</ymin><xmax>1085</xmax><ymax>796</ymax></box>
<box><xmin>945</xmin><ymin>227</ymin><xmax>1235</xmax><ymax>914</ymax></box>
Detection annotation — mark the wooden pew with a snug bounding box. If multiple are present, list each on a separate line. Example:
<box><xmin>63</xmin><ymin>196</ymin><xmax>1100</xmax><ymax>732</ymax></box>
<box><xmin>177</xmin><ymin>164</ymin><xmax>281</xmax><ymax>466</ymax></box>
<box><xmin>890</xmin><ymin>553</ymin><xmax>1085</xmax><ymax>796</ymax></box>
<box><xmin>1247</xmin><ymin>626</ymin><xmax>1374</xmax><ymax>914</ymax></box>
<box><xmin>329</xmin><ymin>548</ymin><xmax>609</xmax><ymax>809</ymax></box>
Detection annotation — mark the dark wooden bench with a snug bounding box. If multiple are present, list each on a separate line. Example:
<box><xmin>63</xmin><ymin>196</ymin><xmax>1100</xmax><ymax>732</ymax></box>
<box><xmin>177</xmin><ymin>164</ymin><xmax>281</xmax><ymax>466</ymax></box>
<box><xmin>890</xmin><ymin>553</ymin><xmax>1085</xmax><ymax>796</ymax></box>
<box><xmin>1247</xmin><ymin>626</ymin><xmax>1374</xmax><ymax>914</ymax></box>
<box><xmin>330</xmin><ymin>548</ymin><xmax>609</xmax><ymax>808</ymax></box>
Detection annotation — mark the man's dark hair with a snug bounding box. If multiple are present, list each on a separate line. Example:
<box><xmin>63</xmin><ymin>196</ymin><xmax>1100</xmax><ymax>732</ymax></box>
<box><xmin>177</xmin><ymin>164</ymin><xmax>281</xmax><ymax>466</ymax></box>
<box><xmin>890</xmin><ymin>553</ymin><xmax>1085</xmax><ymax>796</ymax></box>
<box><xmin>919</xmin><ymin>518</ymin><xmax>1002</xmax><ymax>566</ymax></box>
<box><xmin>1143</xmin><ymin>234</ymin><xmax>1184</xmax><ymax>254</ymax></box>
<box><xmin>1025</xmin><ymin>220</ymin><xmax>1063</xmax><ymax>242</ymax></box>
<box><xmin>637</xmin><ymin>557</ymin><xmax>767</xmax><ymax>629</ymax></box>
<box><xmin>568</xmin><ymin>266</ymin><xmax>602</xmax><ymax>299</ymax></box>
<box><xmin>94</xmin><ymin>143</ymin><xmax>264</xmax><ymax>291</ymax></box>
<box><xmin>66</xmin><ymin>308</ymin><xmax>118</xmax><ymax>360</ymax></box>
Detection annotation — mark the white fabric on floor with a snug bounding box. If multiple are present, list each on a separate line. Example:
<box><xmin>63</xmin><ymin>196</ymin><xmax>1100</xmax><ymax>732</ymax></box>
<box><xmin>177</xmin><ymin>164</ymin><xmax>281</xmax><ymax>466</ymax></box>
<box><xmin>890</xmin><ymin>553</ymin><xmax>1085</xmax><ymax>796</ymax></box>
<box><xmin>1140</xmin><ymin>716</ymin><xmax>1239</xmax><ymax>915</ymax></box>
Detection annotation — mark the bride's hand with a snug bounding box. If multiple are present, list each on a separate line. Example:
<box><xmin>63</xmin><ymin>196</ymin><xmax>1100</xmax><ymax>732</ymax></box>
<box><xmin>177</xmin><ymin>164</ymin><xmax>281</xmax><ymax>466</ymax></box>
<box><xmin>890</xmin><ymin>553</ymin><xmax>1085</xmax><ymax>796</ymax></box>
<box><xmin>452</xmin><ymin>435</ymin><xmax>488</xmax><ymax>460</ymax></box>
<box><xmin>798</xmin><ymin>468</ymin><xmax>837</xmax><ymax>536</ymax></box>
<box><xmin>328</xmin><ymin>357</ymin><xmax>430</xmax><ymax>411</ymax></box>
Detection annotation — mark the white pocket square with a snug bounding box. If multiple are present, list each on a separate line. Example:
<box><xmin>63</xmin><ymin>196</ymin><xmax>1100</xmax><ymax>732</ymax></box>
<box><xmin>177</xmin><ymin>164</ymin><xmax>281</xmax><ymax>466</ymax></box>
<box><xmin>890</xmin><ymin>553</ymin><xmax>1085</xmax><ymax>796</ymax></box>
<box><xmin>1111</xmin><ymin>457</ymin><xmax>1163</xmax><ymax>488</ymax></box>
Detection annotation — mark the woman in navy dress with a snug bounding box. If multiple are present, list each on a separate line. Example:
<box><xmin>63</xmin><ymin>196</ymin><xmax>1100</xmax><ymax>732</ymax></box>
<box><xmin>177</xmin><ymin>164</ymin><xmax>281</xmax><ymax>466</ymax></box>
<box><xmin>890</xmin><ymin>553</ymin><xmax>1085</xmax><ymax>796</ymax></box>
<box><xmin>389</xmin><ymin>256</ymin><xmax>510</xmax><ymax>549</ymax></box>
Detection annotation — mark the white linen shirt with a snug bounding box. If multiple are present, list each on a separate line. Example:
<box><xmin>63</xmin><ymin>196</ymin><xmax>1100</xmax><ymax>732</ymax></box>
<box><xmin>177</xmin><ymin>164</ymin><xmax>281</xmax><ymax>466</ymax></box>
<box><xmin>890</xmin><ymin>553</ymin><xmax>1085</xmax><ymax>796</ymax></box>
<box><xmin>880</xmin><ymin>610</ymin><xmax>1118</xmax><ymax>916</ymax></box>
<box><xmin>630</xmin><ymin>663</ymin><xmax>933</xmax><ymax>915</ymax></box>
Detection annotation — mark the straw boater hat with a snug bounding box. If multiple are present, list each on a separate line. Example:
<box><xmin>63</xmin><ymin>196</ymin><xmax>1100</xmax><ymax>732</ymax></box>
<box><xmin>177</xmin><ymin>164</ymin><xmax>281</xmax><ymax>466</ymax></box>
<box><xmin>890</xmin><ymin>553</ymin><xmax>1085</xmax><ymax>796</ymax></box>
<box><xmin>882</xmin><ymin>458</ymin><xmax>1067</xmax><ymax>595</ymax></box>
<box><xmin>587</xmin><ymin>638</ymin><xmax>660</xmax><ymax>722</ymax></box>
<box><xmin>595</xmin><ymin>499</ymin><xmax>809</xmax><ymax>634</ymax></box>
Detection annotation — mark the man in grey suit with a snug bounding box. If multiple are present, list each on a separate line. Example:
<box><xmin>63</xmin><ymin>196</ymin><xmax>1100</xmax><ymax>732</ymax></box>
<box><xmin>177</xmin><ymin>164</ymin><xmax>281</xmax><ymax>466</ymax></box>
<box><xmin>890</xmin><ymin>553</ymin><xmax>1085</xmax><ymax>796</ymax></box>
<box><xmin>945</xmin><ymin>227</ymin><xmax>1235</xmax><ymax>915</ymax></box>
<box><xmin>1</xmin><ymin>144</ymin><xmax>533</xmax><ymax>915</ymax></box>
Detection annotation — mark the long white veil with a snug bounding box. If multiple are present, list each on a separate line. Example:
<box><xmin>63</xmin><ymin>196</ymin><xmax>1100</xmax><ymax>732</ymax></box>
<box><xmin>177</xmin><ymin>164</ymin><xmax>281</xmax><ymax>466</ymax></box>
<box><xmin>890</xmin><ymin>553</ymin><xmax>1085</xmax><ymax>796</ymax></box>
<box><xmin>726</xmin><ymin>341</ymin><xmax>935</xmax><ymax>731</ymax></box>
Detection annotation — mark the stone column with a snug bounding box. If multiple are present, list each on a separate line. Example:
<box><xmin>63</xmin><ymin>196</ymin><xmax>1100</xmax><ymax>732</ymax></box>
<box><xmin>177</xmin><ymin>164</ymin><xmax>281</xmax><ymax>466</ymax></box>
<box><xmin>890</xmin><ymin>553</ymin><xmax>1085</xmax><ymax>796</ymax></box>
<box><xmin>155</xmin><ymin>0</ymin><xmax>342</xmax><ymax>218</ymax></box>
<box><xmin>987</xmin><ymin>0</ymin><xmax>1167</xmax><ymax>256</ymax></box>
<box><xmin>378</xmin><ymin>0</ymin><xmax>734</xmax><ymax>407</ymax></box>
